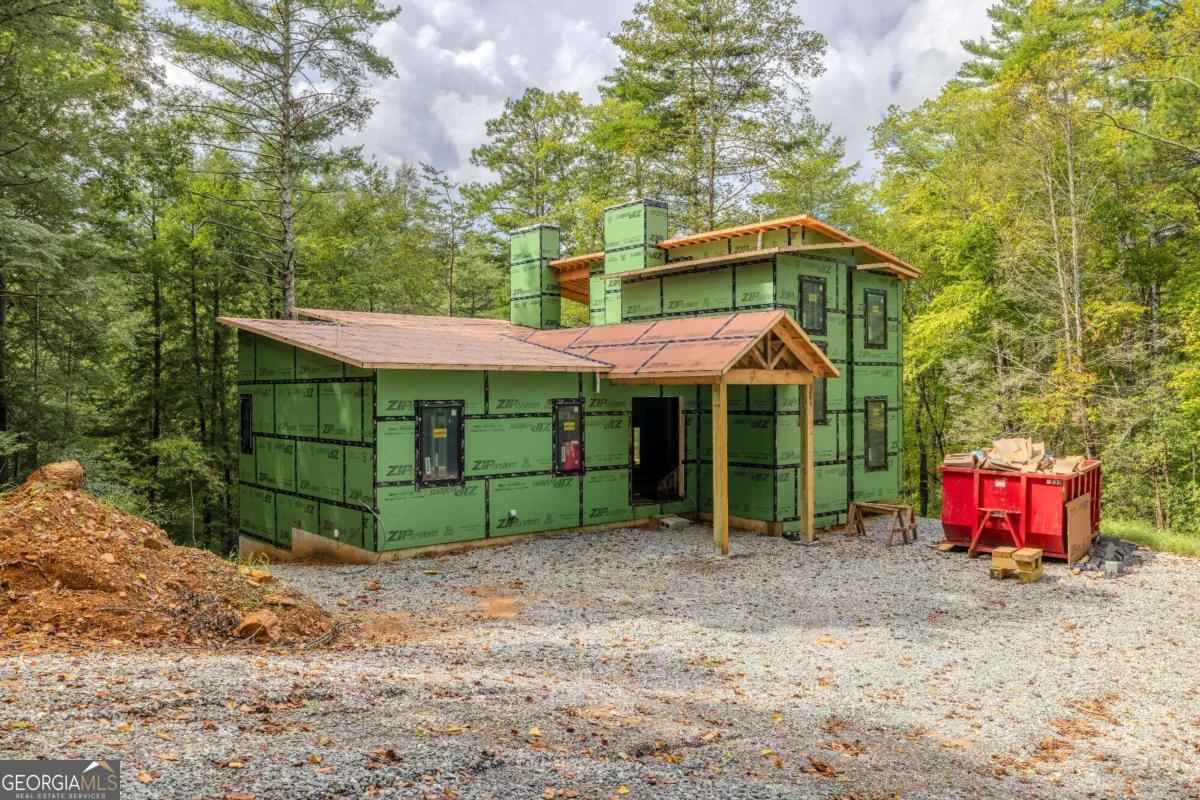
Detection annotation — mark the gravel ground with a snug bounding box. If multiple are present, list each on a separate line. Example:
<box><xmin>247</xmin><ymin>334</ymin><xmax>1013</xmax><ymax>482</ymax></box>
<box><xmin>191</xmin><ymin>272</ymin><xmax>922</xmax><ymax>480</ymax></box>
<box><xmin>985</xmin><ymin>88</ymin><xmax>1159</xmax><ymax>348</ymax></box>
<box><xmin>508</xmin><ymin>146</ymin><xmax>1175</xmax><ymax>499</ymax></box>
<box><xmin>3</xmin><ymin>517</ymin><xmax>1199</xmax><ymax>800</ymax></box>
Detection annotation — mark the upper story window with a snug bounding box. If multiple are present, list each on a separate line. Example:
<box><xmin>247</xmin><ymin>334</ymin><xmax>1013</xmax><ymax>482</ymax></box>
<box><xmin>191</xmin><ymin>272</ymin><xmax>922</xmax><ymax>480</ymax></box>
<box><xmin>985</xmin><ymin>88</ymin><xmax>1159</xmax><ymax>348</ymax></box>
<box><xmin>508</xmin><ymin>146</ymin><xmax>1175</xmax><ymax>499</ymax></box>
<box><xmin>417</xmin><ymin>402</ymin><xmax>464</xmax><ymax>486</ymax></box>
<box><xmin>865</xmin><ymin>398</ymin><xmax>888</xmax><ymax>471</ymax></box>
<box><xmin>800</xmin><ymin>276</ymin><xmax>827</xmax><ymax>336</ymax></box>
<box><xmin>813</xmin><ymin>343</ymin><xmax>828</xmax><ymax>425</ymax></box>
<box><xmin>864</xmin><ymin>289</ymin><xmax>887</xmax><ymax>349</ymax></box>
<box><xmin>553</xmin><ymin>400</ymin><xmax>584</xmax><ymax>475</ymax></box>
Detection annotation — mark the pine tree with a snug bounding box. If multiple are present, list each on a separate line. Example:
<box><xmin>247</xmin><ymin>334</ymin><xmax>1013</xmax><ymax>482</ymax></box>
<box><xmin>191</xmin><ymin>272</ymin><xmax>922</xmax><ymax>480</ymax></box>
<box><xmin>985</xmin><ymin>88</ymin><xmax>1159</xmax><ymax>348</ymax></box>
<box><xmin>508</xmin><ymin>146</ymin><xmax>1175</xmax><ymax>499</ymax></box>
<box><xmin>160</xmin><ymin>0</ymin><xmax>398</xmax><ymax>317</ymax></box>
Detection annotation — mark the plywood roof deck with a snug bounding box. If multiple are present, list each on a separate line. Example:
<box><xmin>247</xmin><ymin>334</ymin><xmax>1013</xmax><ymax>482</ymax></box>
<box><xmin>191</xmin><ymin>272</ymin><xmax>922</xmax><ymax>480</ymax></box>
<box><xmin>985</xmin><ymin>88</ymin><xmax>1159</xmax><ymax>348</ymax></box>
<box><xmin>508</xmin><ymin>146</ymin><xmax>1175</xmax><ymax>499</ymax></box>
<box><xmin>221</xmin><ymin>317</ymin><xmax>612</xmax><ymax>372</ymax></box>
<box><xmin>657</xmin><ymin>214</ymin><xmax>848</xmax><ymax>249</ymax></box>
<box><xmin>222</xmin><ymin>310</ymin><xmax>837</xmax><ymax>382</ymax></box>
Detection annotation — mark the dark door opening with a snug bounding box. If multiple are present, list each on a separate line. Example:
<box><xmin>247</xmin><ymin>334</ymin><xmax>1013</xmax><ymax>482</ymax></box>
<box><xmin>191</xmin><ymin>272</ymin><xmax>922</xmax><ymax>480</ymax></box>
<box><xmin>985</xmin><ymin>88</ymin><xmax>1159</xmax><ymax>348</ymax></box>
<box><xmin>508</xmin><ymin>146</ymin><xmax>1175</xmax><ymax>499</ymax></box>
<box><xmin>632</xmin><ymin>396</ymin><xmax>684</xmax><ymax>504</ymax></box>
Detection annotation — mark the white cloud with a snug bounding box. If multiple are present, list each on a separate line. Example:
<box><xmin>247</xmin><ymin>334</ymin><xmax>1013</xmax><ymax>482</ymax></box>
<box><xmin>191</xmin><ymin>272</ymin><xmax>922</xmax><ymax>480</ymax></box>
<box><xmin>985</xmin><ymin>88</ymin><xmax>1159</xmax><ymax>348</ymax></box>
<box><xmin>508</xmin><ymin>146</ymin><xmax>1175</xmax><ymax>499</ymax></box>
<box><xmin>803</xmin><ymin>0</ymin><xmax>993</xmax><ymax>176</ymax></box>
<box><xmin>177</xmin><ymin>0</ymin><xmax>993</xmax><ymax>184</ymax></box>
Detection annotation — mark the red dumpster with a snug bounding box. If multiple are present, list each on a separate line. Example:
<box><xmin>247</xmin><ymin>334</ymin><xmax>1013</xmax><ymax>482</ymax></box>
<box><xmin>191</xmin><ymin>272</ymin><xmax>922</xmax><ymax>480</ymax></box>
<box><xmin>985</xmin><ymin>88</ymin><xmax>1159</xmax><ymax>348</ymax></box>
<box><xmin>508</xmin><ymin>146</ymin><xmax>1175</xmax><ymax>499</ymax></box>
<box><xmin>939</xmin><ymin>461</ymin><xmax>1101</xmax><ymax>561</ymax></box>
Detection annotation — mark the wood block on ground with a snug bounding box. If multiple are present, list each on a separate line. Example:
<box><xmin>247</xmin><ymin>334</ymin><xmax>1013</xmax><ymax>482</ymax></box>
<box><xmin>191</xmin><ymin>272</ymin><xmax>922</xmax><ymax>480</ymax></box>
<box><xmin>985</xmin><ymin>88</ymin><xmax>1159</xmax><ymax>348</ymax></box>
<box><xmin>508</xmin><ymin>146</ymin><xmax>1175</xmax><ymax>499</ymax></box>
<box><xmin>1017</xmin><ymin>563</ymin><xmax>1044</xmax><ymax>584</ymax></box>
<box><xmin>1013</xmin><ymin>547</ymin><xmax>1043</xmax><ymax>568</ymax></box>
<box><xmin>991</xmin><ymin>547</ymin><xmax>1018</xmax><ymax>571</ymax></box>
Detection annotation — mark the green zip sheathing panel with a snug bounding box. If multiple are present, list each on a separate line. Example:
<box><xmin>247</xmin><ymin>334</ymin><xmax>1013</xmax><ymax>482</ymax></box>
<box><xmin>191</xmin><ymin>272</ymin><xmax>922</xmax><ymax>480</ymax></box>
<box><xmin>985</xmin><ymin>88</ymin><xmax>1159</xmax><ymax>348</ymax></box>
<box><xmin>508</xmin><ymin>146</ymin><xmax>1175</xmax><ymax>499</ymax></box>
<box><xmin>510</xmin><ymin>224</ymin><xmax>562</xmax><ymax>329</ymax></box>
<box><xmin>605</xmin><ymin>245</ymin><xmax>666</xmax><ymax>274</ymax></box>
<box><xmin>589</xmin><ymin>267</ymin><xmax>607</xmax><ymax>325</ymax></box>
<box><xmin>466</xmin><ymin>418</ymin><xmax>552</xmax><ymax>475</ymax></box>
<box><xmin>510</xmin><ymin>292</ymin><xmax>562</xmax><ymax>331</ymax></box>
<box><xmin>377</xmin><ymin>369</ymin><xmax>485</xmax><ymax>416</ymax></box>
<box><xmin>662</xmin><ymin>269</ymin><xmax>735</xmax><ymax>315</ymax></box>
<box><xmin>603</xmin><ymin>199</ymin><xmax>668</xmax><ymax>253</ymax></box>
<box><xmin>376</xmin><ymin>420</ymin><xmax>415</xmax><ymax>483</ymax></box>
<box><xmin>377</xmin><ymin>484</ymin><xmax>486</xmax><ymax>550</ymax></box>
<box><xmin>274</xmin><ymin>495</ymin><xmax>316</xmax><ymax>550</ymax></box>
<box><xmin>510</xmin><ymin>224</ymin><xmax>561</xmax><ymax>262</ymax></box>
<box><xmin>620</xmin><ymin>277</ymin><xmax>662</xmax><ymax>318</ymax></box>
<box><xmin>491</xmin><ymin>475</ymin><xmax>580</xmax><ymax>534</ymax></box>
<box><xmin>604</xmin><ymin>286</ymin><xmax>623</xmax><ymax>324</ymax></box>
<box><xmin>275</xmin><ymin>384</ymin><xmax>318</xmax><ymax>437</ymax></box>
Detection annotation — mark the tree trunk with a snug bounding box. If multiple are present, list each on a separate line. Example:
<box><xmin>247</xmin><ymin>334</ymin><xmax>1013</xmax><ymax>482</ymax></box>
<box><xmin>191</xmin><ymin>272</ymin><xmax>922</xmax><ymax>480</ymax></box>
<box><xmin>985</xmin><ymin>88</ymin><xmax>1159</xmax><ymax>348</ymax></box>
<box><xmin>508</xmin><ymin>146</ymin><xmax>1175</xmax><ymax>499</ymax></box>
<box><xmin>30</xmin><ymin>288</ymin><xmax>40</xmax><ymax>469</ymax></box>
<box><xmin>188</xmin><ymin>236</ymin><xmax>208</xmax><ymax>445</ymax></box>
<box><xmin>279</xmin><ymin>0</ymin><xmax>297</xmax><ymax>318</ymax></box>
<box><xmin>915</xmin><ymin>384</ymin><xmax>929</xmax><ymax>518</ymax></box>
<box><xmin>150</xmin><ymin>263</ymin><xmax>162</xmax><ymax>504</ymax></box>
<box><xmin>0</xmin><ymin>263</ymin><xmax>8</xmax><ymax>483</ymax></box>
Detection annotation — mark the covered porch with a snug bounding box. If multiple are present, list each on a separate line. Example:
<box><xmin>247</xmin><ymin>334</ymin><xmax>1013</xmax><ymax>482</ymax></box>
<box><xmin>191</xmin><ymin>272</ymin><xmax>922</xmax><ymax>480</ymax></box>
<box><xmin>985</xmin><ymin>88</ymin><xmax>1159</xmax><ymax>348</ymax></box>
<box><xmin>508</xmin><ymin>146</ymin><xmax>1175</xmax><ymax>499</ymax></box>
<box><xmin>515</xmin><ymin>310</ymin><xmax>839</xmax><ymax>555</ymax></box>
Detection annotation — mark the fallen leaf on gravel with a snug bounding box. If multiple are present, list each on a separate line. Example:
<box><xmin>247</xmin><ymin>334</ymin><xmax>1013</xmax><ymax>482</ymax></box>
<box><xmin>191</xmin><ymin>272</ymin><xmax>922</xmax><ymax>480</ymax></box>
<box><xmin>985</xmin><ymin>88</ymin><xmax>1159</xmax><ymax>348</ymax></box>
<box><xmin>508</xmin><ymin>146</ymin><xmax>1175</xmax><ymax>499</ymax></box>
<box><xmin>225</xmin><ymin>793</ymin><xmax>255</xmax><ymax>800</ymax></box>
<box><xmin>529</xmin><ymin>727</ymin><xmax>542</xmax><ymax>738</ymax></box>
<box><xmin>420</xmin><ymin>569</ymin><xmax>439</xmax><ymax>576</ymax></box>
<box><xmin>309</xmin><ymin>754</ymin><xmax>323</xmax><ymax>764</ymax></box>
<box><xmin>365</xmin><ymin>582</ymin><xmax>382</xmax><ymax>591</ymax></box>
<box><xmin>227</xmin><ymin>760</ymin><xmax>245</xmax><ymax>769</ymax></box>
<box><xmin>761</xmin><ymin>748</ymin><xmax>774</xmax><ymax>756</ymax></box>
<box><xmin>155</xmin><ymin>752</ymin><xmax>179</xmax><ymax>761</ymax></box>
<box><xmin>316</xmin><ymin>735</ymin><xmax>332</xmax><ymax>746</ymax></box>
<box><xmin>823</xmin><ymin>740</ymin><xmax>866</xmax><ymax>757</ymax></box>
<box><xmin>314</xmin><ymin>766</ymin><xmax>333</xmax><ymax>774</ymax></box>
<box><xmin>202</xmin><ymin>720</ymin><xmax>216</xmax><ymax>730</ymax></box>
<box><xmin>136</xmin><ymin>772</ymin><xmax>153</xmax><ymax>784</ymax></box>
<box><xmin>1065</xmin><ymin>696</ymin><xmax>1120</xmax><ymax>726</ymax></box>
<box><xmin>816</xmin><ymin>635</ymin><xmax>844</xmax><ymax>647</ymax></box>
<box><xmin>616</xmin><ymin>788</ymin><xmax>630</xmax><ymax>796</ymax></box>
<box><xmin>1052</xmin><ymin>718</ymin><xmax>1101</xmax><ymax>740</ymax></box>
<box><xmin>116</xmin><ymin>724</ymin><xmax>133</xmax><ymax>733</ymax></box>
<box><xmin>800</xmin><ymin>756</ymin><xmax>839</xmax><ymax>777</ymax></box>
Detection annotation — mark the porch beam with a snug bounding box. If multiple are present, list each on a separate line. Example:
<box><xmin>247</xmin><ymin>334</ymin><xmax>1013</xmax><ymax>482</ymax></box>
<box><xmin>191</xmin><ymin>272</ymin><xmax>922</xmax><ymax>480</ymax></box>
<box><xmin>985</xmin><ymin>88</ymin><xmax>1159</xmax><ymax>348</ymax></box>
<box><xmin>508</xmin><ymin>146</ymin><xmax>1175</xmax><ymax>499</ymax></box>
<box><xmin>712</xmin><ymin>379</ymin><xmax>729</xmax><ymax>556</ymax></box>
<box><xmin>724</xmin><ymin>369</ymin><xmax>813</xmax><ymax>385</ymax></box>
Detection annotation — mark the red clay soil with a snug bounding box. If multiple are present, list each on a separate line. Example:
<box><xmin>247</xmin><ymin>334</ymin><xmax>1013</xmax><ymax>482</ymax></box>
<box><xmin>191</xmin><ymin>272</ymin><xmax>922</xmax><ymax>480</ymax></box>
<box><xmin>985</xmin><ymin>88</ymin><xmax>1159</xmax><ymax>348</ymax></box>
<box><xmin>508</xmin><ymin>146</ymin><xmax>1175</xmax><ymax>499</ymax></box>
<box><xmin>0</xmin><ymin>461</ymin><xmax>333</xmax><ymax>650</ymax></box>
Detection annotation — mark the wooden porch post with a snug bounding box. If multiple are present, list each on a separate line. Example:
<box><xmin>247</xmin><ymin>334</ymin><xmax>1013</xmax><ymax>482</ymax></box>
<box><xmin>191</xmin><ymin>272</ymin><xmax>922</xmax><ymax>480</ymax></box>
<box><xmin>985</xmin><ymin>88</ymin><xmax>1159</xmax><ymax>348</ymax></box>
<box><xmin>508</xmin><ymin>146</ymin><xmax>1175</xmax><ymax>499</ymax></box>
<box><xmin>803</xmin><ymin>382</ymin><xmax>815</xmax><ymax>542</ymax></box>
<box><xmin>712</xmin><ymin>379</ymin><xmax>729</xmax><ymax>555</ymax></box>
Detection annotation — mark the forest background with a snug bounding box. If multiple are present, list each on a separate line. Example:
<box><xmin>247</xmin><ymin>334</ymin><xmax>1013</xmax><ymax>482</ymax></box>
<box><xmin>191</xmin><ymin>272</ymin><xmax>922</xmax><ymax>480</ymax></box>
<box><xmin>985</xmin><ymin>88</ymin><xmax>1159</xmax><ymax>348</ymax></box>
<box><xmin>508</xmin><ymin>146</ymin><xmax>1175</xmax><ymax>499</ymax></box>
<box><xmin>2</xmin><ymin>0</ymin><xmax>1196</xmax><ymax>553</ymax></box>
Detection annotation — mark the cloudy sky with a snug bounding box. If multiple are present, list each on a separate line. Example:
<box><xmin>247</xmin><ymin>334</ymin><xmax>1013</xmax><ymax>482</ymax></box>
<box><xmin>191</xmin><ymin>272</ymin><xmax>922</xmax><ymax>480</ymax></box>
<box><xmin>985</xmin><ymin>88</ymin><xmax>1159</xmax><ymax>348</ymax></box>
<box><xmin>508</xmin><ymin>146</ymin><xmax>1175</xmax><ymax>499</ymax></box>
<box><xmin>350</xmin><ymin>0</ymin><xmax>995</xmax><ymax>183</ymax></box>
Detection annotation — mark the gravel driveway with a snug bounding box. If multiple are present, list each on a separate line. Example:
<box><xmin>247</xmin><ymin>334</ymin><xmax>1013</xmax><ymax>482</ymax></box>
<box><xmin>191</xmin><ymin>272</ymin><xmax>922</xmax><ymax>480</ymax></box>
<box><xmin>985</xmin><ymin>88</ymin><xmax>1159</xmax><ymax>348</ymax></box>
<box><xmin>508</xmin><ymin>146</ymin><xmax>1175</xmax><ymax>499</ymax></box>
<box><xmin>2</xmin><ymin>518</ymin><xmax>1198</xmax><ymax>799</ymax></box>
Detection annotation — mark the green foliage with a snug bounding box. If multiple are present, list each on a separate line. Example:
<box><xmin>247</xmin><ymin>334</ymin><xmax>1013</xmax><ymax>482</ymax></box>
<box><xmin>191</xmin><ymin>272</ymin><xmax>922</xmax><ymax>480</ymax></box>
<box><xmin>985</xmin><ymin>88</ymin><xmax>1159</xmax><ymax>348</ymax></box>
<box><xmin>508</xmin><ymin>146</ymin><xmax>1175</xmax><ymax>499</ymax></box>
<box><xmin>876</xmin><ymin>0</ymin><xmax>1199</xmax><ymax>527</ymax></box>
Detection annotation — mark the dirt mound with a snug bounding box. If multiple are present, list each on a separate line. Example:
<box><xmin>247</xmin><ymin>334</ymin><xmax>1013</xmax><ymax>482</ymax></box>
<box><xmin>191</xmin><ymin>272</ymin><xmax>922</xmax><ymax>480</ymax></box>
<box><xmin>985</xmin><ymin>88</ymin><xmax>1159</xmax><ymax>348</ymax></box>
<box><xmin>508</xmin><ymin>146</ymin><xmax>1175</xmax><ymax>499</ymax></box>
<box><xmin>0</xmin><ymin>461</ymin><xmax>333</xmax><ymax>649</ymax></box>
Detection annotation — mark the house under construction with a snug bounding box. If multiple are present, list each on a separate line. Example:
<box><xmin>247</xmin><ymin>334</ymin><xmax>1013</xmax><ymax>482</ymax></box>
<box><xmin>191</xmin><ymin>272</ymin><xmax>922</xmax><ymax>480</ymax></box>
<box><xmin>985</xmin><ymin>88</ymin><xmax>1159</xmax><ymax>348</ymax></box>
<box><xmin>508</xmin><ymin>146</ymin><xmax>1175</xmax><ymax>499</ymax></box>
<box><xmin>222</xmin><ymin>200</ymin><xmax>918</xmax><ymax>561</ymax></box>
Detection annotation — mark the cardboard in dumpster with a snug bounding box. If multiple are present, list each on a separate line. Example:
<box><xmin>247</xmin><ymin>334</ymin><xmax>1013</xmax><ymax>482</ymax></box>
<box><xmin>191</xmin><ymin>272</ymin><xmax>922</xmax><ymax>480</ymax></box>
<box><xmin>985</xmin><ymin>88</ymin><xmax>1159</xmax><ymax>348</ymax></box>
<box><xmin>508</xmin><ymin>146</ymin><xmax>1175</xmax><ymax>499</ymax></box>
<box><xmin>943</xmin><ymin>452</ymin><xmax>977</xmax><ymax>469</ymax></box>
<box><xmin>944</xmin><ymin>437</ymin><xmax>1085</xmax><ymax>475</ymax></box>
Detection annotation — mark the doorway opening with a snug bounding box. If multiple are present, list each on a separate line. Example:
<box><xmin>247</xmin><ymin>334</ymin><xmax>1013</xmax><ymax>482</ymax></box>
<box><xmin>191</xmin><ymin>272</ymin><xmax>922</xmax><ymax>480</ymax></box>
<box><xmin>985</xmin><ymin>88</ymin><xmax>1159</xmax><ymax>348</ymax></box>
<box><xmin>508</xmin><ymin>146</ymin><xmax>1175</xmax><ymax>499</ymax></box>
<box><xmin>631</xmin><ymin>396</ymin><xmax>685</xmax><ymax>504</ymax></box>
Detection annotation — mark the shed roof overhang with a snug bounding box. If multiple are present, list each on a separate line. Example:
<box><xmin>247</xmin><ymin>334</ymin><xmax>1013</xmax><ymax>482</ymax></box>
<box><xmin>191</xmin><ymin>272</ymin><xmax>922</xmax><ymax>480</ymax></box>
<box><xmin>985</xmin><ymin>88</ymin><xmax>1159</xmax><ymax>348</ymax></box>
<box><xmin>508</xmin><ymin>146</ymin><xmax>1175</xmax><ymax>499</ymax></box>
<box><xmin>548</xmin><ymin>214</ymin><xmax>920</xmax><ymax>306</ymax></box>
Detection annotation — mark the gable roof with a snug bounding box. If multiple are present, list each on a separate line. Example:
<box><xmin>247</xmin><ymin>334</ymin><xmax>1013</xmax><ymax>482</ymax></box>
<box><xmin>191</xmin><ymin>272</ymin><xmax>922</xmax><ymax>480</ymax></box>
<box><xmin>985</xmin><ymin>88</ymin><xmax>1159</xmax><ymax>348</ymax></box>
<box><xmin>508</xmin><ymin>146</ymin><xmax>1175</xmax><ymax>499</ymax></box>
<box><xmin>511</xmin><ymin>310</ymin><xmax>837</xmax><ymax>381</ymax></box>
<box><xmin>221</xmin><ymin>310</ymin><xmax>838</xmax><ymax>381</ymax></box>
